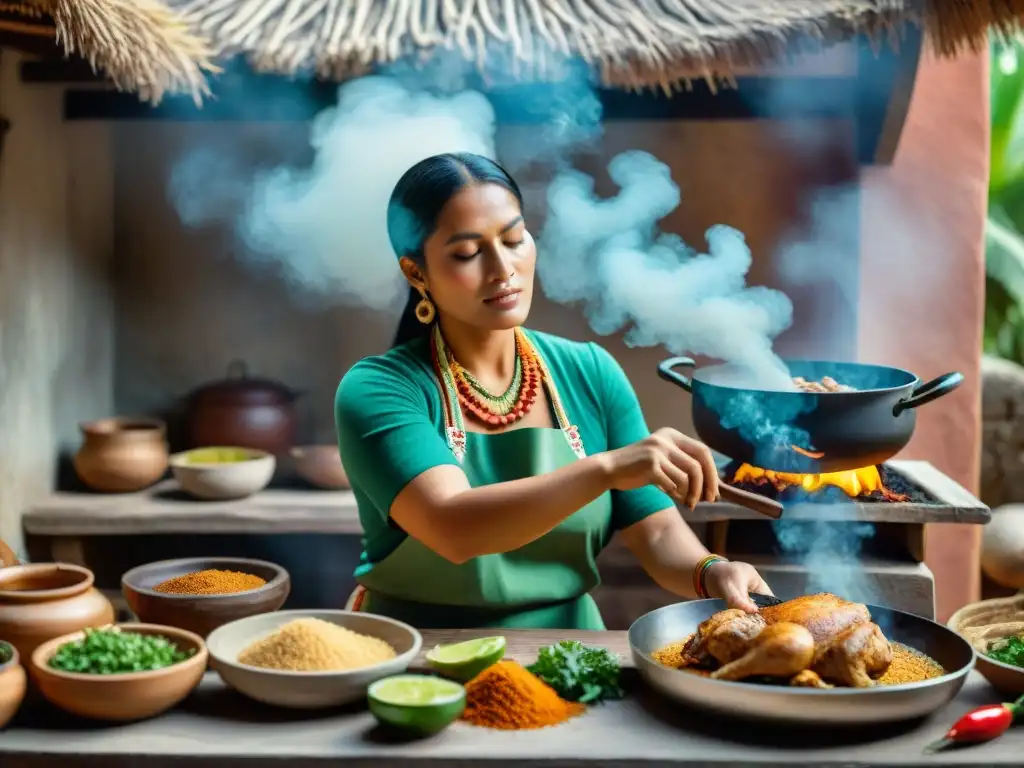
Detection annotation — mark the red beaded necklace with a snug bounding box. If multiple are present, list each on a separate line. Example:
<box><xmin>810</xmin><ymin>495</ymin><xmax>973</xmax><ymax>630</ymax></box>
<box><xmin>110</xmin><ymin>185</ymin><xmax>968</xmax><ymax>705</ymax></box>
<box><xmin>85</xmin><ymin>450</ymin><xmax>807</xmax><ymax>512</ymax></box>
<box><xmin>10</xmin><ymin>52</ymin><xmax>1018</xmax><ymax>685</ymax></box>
<box><xmin>430</xmin><ymin>325</ymin><xmax>585</xmax><ymax>462</ymax></box>
<box><xmin>449</xmin><ymin>328</ymin><xmax>540</xmax><ymax>427</ymax></box>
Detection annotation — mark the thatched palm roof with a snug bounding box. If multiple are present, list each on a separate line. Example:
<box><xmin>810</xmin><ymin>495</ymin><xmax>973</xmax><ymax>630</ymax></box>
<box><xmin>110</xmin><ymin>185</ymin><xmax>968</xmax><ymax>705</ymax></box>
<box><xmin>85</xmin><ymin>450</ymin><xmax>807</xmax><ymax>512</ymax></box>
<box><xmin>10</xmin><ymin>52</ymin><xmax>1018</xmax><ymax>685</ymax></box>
<box><xmin>3</xmin><ymin>0</ymin><xmax>1021</xmax><ymax>104</ymax></box>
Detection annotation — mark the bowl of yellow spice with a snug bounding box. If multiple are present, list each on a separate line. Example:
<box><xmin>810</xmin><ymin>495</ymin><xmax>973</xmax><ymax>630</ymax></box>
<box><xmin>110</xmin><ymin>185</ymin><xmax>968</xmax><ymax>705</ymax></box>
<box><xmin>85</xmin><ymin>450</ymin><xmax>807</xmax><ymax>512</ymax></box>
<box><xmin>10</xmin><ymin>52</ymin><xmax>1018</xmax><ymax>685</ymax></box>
<box><xmin>206</xmin><ymin>610</ymin><xmax>422</xmax><ymax>709</ymax></box>
<box><xmin>121</xmin><ymin>557</ymin><xmax>290</xmax><ymax>638</ymax></box>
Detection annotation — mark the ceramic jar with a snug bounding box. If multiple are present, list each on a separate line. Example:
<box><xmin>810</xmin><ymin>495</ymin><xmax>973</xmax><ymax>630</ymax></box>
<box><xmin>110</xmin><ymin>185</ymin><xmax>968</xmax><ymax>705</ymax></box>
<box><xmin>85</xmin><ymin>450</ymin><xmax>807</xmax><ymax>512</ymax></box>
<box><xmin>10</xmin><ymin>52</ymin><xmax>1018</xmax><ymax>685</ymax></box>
<box><xmin>0</xmin><ymin>564</ymin><xmax>115</xmax><ymax>662</ymax></box>
<box><xmin>186</xmin><ymin>360</ymin><xmax>301</xmax><ymax>456</ymax></box>
<box><xmin>73</xmin><ymin>417</ymin><xmax>169</xmax><ymax>493</ymax></box>
<box><xmin>0</xmin><ymin>641</ymin><xmax>26</xmax><ymax>728</ymax></box>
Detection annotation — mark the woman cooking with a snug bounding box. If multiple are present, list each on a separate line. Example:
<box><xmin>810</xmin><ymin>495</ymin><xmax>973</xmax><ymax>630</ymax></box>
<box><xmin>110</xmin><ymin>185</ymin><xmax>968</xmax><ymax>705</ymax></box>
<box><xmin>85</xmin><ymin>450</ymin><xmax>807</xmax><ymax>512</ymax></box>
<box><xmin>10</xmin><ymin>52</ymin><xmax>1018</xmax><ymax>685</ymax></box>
<box><xmin>335</xmin><ymin>152</ymin><xmax>773</xmax><ymax>630</ymax></box>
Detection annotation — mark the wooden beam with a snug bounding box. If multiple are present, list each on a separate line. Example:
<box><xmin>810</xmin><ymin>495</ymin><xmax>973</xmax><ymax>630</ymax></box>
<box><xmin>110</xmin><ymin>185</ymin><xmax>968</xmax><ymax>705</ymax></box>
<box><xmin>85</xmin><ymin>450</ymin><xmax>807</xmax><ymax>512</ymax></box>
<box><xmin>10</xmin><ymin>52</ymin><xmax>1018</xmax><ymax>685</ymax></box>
<box><xmin>855</xmin><ymin>24</ymin><xmax>924</xmax><ymax>165</ymax></box>
<box><xmin>20</xmin><ymin>57</ymin><xmax>98</xmax><ymax>84</ymax></box>
<box><xmin>59</xmin><ymin>74</ymin><xmax>858</xmax><ymax>123</ymax></box>
<box><xmin>24</xmin><ymin>39</ymin><xmax>923</xmax><ymax>162</ymax></box>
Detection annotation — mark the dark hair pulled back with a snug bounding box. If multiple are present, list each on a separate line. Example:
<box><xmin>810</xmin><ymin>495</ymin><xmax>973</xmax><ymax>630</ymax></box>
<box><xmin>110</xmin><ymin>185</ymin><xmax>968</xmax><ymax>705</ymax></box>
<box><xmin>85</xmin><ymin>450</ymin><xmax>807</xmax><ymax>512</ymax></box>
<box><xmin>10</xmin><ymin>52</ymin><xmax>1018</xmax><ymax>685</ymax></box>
<box><xmin>387</xmin><ymin>152</ymin><xmax>523</xmax><ymax>348</ymax></box>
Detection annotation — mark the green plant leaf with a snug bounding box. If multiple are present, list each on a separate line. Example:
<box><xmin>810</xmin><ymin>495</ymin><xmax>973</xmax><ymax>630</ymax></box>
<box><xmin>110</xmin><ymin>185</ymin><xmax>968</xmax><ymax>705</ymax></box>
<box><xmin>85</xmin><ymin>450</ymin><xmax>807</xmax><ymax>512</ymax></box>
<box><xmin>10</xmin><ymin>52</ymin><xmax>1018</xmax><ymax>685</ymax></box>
<box><xmin>991</xmin><ymin>37</ymin><xmax>1024</xmax><ymax>195</ymax></box>
<box><xmin>986</xmin><ymin>213</ymin><xmax>1024</xmax><ymax>305</ymax></box>
<box><xmin>526</xmin><ymin>640</ymin><xmax>624</xmax><ymax>704</ymax></box>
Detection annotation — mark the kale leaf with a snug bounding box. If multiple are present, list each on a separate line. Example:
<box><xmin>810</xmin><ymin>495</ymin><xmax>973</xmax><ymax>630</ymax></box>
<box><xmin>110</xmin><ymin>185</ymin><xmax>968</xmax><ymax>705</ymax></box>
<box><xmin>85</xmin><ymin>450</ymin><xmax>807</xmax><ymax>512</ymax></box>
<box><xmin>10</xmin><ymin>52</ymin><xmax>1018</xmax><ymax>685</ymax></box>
<box><xmin>527</xmin><ymin>640</ymin><xmax>624</xmax><ymax>704</ymax></box>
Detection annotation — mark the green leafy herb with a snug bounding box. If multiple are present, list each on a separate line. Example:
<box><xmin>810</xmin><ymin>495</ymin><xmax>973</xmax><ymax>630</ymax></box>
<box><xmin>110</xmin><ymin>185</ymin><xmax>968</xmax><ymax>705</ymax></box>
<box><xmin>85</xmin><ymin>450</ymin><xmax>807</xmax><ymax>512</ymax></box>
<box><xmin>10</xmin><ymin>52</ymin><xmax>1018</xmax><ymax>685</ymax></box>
<box><xmin>49</xmin><ymin>627</ymin><xmax>194</xmax><ymax>675</ymax></box>
<box><xmin>527</xmin><ymin>640</ymin><xmax>624</xmax><ymax>704</ymax></box>
<box><xmin>0</xmin><ymin>642</ymin><xmax>11</xmax><ymax>666</ymax></box>
<box><xmin>988</xmin><ymin>636</ymin><xmax>1024</xmax><ymax>669</ymax></box>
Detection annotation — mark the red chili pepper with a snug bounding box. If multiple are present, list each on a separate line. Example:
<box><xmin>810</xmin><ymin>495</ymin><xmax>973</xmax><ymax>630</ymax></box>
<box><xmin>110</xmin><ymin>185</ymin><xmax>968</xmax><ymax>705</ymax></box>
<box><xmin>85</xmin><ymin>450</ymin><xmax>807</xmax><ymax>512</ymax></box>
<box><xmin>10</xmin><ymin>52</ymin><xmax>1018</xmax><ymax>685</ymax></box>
<box><xmin>924</xmin><ymin>694</ymin><xmax>1024</xmax><ymax>753</ymax></box>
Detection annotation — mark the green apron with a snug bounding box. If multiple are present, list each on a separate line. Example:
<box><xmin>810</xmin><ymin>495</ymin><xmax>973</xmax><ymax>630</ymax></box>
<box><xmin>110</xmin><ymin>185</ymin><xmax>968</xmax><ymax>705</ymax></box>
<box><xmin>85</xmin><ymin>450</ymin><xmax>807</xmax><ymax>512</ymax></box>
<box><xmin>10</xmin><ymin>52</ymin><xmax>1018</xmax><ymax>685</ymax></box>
<box><xmin>352</xmin><ymin>427</ymin><xmax>612</xmax><ymax>630</ymax></box>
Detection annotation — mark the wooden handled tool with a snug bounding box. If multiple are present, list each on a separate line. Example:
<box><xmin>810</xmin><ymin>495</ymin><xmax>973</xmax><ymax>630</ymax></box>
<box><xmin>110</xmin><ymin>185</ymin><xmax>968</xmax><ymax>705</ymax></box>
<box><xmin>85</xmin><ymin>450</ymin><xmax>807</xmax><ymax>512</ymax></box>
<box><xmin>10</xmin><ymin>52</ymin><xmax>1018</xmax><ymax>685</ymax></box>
<box><xmin>717</xmin><ymin>482</ymin><xmax>784</xmax><ymax>520</ymax></box>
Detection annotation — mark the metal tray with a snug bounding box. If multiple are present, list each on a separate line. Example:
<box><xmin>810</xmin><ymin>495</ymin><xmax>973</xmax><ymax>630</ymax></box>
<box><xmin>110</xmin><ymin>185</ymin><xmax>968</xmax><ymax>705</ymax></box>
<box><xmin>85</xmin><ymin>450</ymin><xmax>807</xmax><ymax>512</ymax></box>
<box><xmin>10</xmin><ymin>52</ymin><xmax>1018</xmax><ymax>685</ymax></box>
<box><xmin>628</xmin><ymin>594</ymin><xmax>975</xmax><ymax>725</ymax></box>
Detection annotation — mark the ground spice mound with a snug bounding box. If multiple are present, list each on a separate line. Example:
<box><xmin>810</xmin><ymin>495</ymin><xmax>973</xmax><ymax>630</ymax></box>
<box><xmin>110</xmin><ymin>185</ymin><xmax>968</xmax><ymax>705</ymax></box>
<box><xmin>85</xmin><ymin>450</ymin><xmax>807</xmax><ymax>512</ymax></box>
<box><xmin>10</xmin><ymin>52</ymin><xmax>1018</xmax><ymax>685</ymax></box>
<box><xmin>153</xmin><ymin>569</ymin><xmax>266</xmax><ymax>595</ymax></box>
<box><xmin>651</xmin><ymin>639</ymin><xmax>689</xmax><ymax>669</ymax></box>
<box><xmin>877</xmin><ymin>643</ymin><xmax>945</xmax><ymax>684</ymax></box>
<box><xmin>237</xmin><ymin>618</ymin><xmax>397</xmax><ymax>672</ymax></box>
<box><xmin>461</xmin><ymin>660</ymin><xmax>586</xmax><ymax>730</ymax></box>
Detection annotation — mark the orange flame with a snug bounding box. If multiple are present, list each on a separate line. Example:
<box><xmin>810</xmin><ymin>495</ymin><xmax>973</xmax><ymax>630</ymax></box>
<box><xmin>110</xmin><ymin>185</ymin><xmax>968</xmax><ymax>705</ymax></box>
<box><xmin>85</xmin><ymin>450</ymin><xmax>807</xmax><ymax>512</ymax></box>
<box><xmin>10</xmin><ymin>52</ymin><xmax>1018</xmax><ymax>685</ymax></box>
<box><xmin>732</xmin><ymin>464</ymin><xmax>908</xmax><ymax>500</ymax></box>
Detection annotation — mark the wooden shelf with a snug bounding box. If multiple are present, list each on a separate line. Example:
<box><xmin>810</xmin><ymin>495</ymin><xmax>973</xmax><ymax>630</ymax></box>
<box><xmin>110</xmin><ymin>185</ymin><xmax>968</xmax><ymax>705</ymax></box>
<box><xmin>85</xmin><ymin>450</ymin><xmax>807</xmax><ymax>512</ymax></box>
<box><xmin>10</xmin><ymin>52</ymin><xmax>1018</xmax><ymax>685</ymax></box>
<box><xmin>23</xmin><ymin>482</ymin><xmax>363</xmax><ymax>536</ymax></box>
<box><xmin>21</xmin><ymin>460</ymin><xmax>988</xmax><ymax>538</ymax></box>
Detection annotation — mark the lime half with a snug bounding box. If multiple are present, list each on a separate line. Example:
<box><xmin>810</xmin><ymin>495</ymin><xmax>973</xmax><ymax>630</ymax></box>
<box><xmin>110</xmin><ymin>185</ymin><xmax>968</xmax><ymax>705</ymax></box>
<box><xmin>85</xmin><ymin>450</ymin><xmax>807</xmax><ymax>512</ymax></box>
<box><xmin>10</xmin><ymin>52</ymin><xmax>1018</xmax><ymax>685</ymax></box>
<box><xmin>367</xmin><ymin>675</ymin><xmax>466</xmax><ymax>735</ymax></box>
<box><xmin>425</xmin><ymin>635</ymin><xmax>506</xmax><ymax>682</ymax></box>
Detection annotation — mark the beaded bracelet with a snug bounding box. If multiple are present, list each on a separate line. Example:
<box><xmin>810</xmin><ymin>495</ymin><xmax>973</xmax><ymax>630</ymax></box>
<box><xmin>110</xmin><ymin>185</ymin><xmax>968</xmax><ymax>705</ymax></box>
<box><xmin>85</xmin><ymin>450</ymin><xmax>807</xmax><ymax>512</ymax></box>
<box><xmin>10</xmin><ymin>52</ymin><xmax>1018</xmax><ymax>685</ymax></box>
<box><xmin>693</xmin><ymin>554</ymin><xmax>729</xmax><ymax>599</ymax></box>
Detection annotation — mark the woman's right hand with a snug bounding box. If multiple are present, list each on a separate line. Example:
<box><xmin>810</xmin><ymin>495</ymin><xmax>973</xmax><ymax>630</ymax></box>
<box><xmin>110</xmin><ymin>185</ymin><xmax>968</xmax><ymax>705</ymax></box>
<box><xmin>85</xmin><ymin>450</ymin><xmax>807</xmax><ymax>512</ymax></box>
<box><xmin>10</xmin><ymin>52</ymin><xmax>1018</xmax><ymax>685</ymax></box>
<box><xmin>602</xmin><ymin>428</ymin><xmax>720</xmax><ymax>509</ymax></box>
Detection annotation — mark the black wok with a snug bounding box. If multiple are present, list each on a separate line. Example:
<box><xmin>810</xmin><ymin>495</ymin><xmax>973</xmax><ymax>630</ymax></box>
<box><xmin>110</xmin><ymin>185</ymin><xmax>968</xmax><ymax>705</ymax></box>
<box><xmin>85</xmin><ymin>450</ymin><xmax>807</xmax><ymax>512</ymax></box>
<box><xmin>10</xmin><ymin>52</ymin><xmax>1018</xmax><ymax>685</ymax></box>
<box><xmin>657</xmin><ymin>358</ymin><xmax>963</xmax><ymax>474</ymax></box>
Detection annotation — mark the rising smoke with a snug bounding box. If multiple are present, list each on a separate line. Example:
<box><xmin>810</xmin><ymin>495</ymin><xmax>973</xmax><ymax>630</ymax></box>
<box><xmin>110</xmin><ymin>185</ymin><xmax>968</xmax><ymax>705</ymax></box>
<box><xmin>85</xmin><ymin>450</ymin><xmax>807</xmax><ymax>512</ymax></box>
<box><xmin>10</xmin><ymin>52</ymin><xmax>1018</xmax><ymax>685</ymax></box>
<box><xmin>537</xmin><ymin>152</ymin><xmax>794</xmax><ymax>390</ymax></box>
<box><xmin>168</xmin><ymin>67</ymin><xmax>797</xmax><ymax>386</ymax></box>
<box><xmin>171</xmin><ymin>76</ymin><xmax>497</xmax><ymax>311</ymax></box>
<box><xmin>775</xmin><ymin>520</ymin><xmax>880</xmax><ymax>614</ymax></box>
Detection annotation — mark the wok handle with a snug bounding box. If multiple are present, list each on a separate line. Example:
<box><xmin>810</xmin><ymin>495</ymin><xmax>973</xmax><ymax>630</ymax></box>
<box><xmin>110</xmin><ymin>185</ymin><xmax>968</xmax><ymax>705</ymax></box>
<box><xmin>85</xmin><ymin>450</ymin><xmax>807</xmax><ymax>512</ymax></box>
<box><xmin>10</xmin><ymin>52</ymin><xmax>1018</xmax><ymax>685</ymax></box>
<box><xmin>892</xmin><ymin>371</ymin><xmax>964</xmax><ymax>417</ymax></box>
<box><xmin>718</xmin><ymin>483</ymin><xmax>784</xmax><ymax>520</ymax></box>
<box><xmin>657</xmin><ymin>357</ymin><xmax>695</xmax><ymax>393</ymax></box>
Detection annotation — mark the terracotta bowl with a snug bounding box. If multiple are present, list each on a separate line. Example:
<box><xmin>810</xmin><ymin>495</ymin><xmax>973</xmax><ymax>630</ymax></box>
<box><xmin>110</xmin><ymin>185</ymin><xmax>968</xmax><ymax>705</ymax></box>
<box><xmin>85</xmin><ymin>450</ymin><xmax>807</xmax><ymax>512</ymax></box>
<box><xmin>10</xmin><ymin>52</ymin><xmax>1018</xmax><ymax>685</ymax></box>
<box><xmin>290</xmin><ymin>445</ymin><xmax>349</xmax><ymax>490</ymax></box>
<box><xmin>206</xmin><ymin>610</ymin><xmax>421</xmax><ymax>709</ymax></box>
<box><xmin>949</xmin><ymin>597</ymin><xmax>1024</xmax><ymax>694</ymax></box>
<box><xmin>169</xmin><ymin>447</ymin><xmax>275</xmax><ymax>500</ymax></box>
<box><xmin>0</xmin><ymin>641</ymin><xmax>26</xmax><ymax>728</ymax></box>
<box><xmin>30</xmin><ymin>623</ymin><xmax>207</xmax><ymax>721</ymax></box>
<box><xmin>121</xmin><ymin>557</ymin><xmax>290</xmax><ymax>638</ymax></box>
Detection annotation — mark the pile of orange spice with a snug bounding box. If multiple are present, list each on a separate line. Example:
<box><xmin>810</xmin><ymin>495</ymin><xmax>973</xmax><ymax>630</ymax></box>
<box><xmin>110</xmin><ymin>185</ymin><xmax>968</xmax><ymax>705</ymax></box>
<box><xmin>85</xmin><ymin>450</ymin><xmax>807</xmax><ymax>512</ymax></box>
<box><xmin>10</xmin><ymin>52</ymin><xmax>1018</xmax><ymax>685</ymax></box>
<box><xmin>153</xmin><ymin>569</ymin><xmax>266</xmax><ymax>595</ymax></box>
<box><xmin>461</xmin><ymin>660</ymin><xmax>585</xmax><ymax>730</ymax></box>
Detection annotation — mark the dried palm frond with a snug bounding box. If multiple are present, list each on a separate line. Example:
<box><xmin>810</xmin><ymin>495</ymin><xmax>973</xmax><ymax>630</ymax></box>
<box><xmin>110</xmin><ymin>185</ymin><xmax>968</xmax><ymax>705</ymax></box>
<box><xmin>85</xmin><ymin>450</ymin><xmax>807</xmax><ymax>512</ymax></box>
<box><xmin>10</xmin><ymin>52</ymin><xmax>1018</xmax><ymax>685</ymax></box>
<box><xmin>6</xmin><ymin>0</ymin><xmax>1024</xmax><ymax>105</ymax></box>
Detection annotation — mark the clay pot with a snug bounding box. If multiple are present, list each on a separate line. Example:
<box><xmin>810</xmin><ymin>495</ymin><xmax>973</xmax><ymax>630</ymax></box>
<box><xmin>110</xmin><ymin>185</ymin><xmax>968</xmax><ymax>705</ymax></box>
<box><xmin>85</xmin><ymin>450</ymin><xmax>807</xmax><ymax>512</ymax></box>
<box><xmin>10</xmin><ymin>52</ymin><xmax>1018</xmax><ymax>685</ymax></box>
<box><xmin>290</xmin><ymin>445</ymin><xmax>349</xmax><ymax>489</ymax></box>
<box><xmin>73</xmin><ymin>417</ymin><xmax>169</xmax><ymax>493</ymax></box>
<box><xmin>186</xmin><ymin>360</ymin><xmax>301</xmax><ymax>456</ymax></box>
<box><xmin>982</xmin><ymin>504</ymin><xmax>1024</xmax><ymax>590</ymax></box>
<box><xmin>0</xmin><ymin>564</ymin><xmax>115</xmax><ymax>662</ymax></box>
<box><xmin>0</xmin><ymin>641</ymin><xmax>26</xmax><ymax>728</ymax></box>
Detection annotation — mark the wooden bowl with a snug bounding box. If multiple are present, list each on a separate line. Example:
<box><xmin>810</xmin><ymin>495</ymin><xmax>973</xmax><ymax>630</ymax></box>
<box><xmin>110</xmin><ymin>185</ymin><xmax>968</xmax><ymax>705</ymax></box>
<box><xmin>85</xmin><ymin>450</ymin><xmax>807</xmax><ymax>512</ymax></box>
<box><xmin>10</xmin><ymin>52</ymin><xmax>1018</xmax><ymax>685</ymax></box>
<box><xmin>121</xmin><ymin>557</ymin><xmax>290</xmax><ymax>638</ymax></box>
<box><xmin>290</xmin><ymin>445</ymin><xmax>349</xmax><ymax>490</ymax></box>
<box><xmin>0</xmin><ymin>641</ymin><xmax>26</xmax><ymax>728</ymax></box>
<box><xmin>30</xmin><ymin>624</ymin><xmax>207</xmax><ymax>721</ymax></box>
<box><xmin>949</xmin><ymin>596</ymin><xmax>1024</xmax><ymax>694</ymax></box>
<box><xmin>206</xmin><ymin>610</ymin><xmax>421</xmax><ymax>709</ymax></box>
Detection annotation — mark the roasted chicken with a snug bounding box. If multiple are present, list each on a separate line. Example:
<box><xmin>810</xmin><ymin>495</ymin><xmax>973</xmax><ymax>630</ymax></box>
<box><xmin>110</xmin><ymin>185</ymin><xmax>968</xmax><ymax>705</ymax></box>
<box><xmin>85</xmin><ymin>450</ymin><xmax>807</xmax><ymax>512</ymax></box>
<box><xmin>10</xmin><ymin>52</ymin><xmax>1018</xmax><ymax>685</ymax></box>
<box><xmin>681</xmin><ymin>593</ymin><xmax>893</xmax><ymax>688</ymax></box>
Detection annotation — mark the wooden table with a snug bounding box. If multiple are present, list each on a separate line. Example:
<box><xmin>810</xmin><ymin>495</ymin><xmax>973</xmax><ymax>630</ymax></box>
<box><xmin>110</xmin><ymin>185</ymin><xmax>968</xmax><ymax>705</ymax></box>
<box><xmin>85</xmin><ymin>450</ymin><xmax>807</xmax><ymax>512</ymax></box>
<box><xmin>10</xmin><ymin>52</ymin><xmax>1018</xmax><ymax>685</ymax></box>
<box><xmin>1</xmin><ymin>629</ymin><xmax>1020</xmax><ymax>767</ymax></box>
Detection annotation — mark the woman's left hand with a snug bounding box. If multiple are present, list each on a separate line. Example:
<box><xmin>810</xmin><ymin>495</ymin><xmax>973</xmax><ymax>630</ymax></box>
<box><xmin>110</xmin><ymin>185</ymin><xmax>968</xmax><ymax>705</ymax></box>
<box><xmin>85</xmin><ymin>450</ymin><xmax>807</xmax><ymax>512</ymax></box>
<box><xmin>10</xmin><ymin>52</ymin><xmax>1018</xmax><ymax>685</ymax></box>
<box><xmin>704</xmin><ymin>560</ymin><xmax>773</xmax><ymax>613</ymax></box>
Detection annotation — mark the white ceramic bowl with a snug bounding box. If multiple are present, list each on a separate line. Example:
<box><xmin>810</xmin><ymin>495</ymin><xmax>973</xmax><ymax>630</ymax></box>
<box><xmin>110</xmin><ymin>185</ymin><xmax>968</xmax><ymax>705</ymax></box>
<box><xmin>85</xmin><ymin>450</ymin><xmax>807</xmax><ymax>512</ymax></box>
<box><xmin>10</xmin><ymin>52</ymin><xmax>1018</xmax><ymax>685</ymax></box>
<box><xmin>170</xmin><ymin>447</ymin><xmax>275</xmax><ymax>500</ymax></box>
<box><xmin>205</xmin><ymin>610</ymin><xmax>422</xmax><ymax>709</ymax></box>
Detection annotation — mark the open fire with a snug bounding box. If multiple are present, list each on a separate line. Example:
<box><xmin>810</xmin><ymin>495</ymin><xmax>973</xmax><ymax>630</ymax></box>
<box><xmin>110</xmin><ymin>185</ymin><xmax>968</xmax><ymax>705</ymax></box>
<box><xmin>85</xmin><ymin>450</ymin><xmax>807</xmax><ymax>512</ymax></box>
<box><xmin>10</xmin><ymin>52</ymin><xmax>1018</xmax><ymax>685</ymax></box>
<box><xmin>731</xmin><ymin>464</ymin><xmax>910</xmax><ymax>502</ymax></box>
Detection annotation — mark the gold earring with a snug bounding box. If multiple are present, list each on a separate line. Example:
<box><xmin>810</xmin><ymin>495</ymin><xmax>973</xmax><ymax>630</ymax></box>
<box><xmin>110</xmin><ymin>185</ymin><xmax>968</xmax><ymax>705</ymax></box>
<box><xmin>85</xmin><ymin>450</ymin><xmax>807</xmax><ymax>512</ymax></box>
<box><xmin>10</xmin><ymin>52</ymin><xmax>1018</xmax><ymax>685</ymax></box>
<box><xmin>415</xmin><ymin>294</ymin><xmax>435</xmax><ymax>324</ymax></box>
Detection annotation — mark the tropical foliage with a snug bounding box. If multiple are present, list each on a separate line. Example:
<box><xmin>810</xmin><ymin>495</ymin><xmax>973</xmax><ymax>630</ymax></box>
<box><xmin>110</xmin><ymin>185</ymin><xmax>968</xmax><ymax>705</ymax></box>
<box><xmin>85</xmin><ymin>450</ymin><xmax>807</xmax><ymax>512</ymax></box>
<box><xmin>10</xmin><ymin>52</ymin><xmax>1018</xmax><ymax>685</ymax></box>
<box><xmin>986</xmin><ymin>35</ymin><xmax>1024</xmax><ymax>362</ymax></box>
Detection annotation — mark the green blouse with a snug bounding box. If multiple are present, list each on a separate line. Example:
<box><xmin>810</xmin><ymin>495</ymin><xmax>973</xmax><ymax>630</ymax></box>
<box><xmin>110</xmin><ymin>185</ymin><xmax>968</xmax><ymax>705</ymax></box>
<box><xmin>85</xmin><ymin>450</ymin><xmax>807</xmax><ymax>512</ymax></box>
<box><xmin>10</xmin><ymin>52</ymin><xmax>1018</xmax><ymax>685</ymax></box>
<box><xmin>334</xmin><ymin>329</ymin><xmax>672</xmax><ymax>624</ymax></box>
